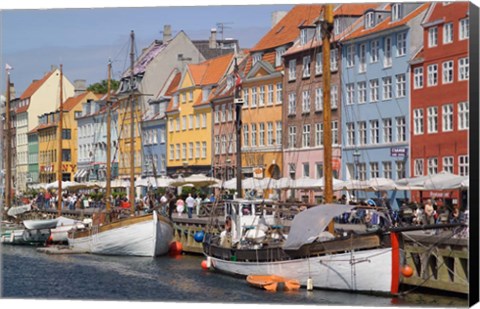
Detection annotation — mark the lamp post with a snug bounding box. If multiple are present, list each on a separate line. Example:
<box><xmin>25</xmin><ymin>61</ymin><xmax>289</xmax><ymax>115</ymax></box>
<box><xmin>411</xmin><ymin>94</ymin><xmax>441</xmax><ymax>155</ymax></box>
<box><xmin>353</xmin><ymin>148</ymin><xmax>361</xmax><ymax>202</ymax></box>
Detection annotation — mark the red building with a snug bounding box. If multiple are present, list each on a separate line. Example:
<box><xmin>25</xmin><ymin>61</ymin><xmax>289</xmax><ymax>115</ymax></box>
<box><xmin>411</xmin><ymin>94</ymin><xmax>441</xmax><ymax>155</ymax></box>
<box><xmin>409</xmin><ymin>2</ymin><xmax>469</xmax><ymax>206</ymax></box>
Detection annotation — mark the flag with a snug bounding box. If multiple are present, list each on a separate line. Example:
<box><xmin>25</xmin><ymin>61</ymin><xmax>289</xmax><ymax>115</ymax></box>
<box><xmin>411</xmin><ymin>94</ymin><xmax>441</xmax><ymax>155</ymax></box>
<box><xmin>5</xmin><ymin>64</ymin><xmax>13</xmax><ymax>71</ymax></box>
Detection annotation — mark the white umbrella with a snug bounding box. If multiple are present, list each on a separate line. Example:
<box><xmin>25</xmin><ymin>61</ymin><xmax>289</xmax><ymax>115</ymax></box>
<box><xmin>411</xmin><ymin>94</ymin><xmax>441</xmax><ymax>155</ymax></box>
<box><xmin>275</xmin><ymin>177</ymin><xmax>294</xmax><ymax>189</ymax></box>
<box><xmin>422</xmin><ymin>171</ymin><xmax>468</xmax><ymax>190</ymax></box>
<box><xmin>135</xmin><ymin>176</ymin><xmax>157</xmax><ymax>187</ymax></box>
<box><xmin>292</xmin><ymin>177</ymin><xmax>319</xmax><ymax>189</ymax></box>
<box><xmin>169</xmin><ymin>174</ymin><xmax>218</xmax><ymax>187</ymax></box>
<box><xmin>110</xmin><ymin>179</ymin><xmax>130</xmax><ymax>188</ymax></box>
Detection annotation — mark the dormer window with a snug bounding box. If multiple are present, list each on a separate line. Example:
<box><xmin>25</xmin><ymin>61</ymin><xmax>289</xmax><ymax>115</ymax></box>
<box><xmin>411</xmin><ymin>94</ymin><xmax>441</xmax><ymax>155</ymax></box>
<box><xmin>316</xmin><ymin>23</ymin><xmax>322</xmax><ymax>40</ymax></box>
<box><xmin>300</xmin><ymin>28</ymin><xmax>308</xmax><ymax>45</ymax></box>
<box><xmin>202</xmin><ymin>87</ymin><xmax>211</xmax><ymax>102</ymax></box>
<box><xmin>275</xmin><ymin>47</ymin><xmax>286</xmax><ymax>67</ymax></box>
<box><xmin>173</xmin><ymin>94</ymin><xmax>179</xmax><ymax>108</ymax></box>
<box><xmin>334</xmin><ymin>18</ymin><xmax>340</xmax><ymax>35</ymax></box>
<box><xmin>391</xmin><ymin>4</ymin><xmax>403</xmax><ymax>21</ymax></box>
<box><xmin>365</xmin><ymin>12</ymin><xmax>374</xmax><ymax>29</ymax></box>
<box><xmin>252</xmin><ymin>53</ymin><xmax>262</xmax><ymax>65</ymax></box>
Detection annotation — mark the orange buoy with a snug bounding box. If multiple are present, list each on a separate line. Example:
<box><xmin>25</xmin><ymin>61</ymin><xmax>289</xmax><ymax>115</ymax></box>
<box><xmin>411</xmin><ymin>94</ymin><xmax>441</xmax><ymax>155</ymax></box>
<box><xmin>401</xmin><ymin>265</ymin><xmax>414</xmax><ymax>277</ymax></box>
<box><xmin>169</xmin><ymin>241</ymin><xmax>183</xmax><ymax>255</ymax></box>
<box><xmin>201</xmin><ymin>260</ymin><xmax>208</xmax><ymax>269</ymax></box>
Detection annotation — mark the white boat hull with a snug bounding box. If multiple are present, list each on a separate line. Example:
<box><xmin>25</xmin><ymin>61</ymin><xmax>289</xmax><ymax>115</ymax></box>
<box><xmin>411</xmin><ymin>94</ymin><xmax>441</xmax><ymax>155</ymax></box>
<box><xmin>209</xmin><ymin>248</ymin><xmax>393</xmax><ymax>294</ymax></box>
<box><xmin>68</xmin><ymin>211</ymin><xmax>173</xmax><ymax>257</ymax></box>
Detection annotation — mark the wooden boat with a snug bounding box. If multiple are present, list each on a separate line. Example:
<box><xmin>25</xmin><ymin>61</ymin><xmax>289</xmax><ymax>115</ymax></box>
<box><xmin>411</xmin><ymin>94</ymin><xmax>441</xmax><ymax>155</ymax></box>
<box><xmin>247</xmin><ymin>275</ymin><xmax>300</xmax><ymax>292</ymax></box>
<box><xmin>67</xmin><ymin>31</ymin><xmax>173</xmax><ymax>257</ymax></box>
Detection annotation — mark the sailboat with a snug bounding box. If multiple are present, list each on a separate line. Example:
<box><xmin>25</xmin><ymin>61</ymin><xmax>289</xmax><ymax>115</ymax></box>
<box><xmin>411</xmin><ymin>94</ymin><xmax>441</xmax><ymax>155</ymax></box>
<box><xmin>202</xmin><ymin>5</ymin><xmax>406</xmax><ymax>295</ymax></box>
<box><xmin>67</xmin><ymin>31</ymin><xmax>174</xmax><ymax>257</ymax></box>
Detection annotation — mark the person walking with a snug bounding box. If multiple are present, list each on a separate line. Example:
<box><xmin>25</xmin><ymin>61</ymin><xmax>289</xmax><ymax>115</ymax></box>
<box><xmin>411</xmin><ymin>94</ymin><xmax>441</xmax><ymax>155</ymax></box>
<box><xmin>186</xmin><ymin>193</ymin><xmax>195</xmax><ymax>219</ymax></box>
<box><xmin>195</xmin><ymin>195</ymin><xmax>203</xmax><ymax>216</ymax></box>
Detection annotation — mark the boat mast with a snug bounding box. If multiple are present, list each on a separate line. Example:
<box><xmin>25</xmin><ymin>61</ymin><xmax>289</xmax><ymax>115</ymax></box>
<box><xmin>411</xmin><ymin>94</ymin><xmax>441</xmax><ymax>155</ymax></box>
<box><xmin>5</xmin><ymin>65</ymin><xmax>12</xmax><ymax>210</ymax></box>
<box><xmin>233</xmin><ymin>57</ymin><xmax>243</xmax><ymax>198</ymax></box>
<box><xmin>106</xmin><ymin>60</ymin><xmax>112</xmax><ymax>212</ymax></box>
<box><xmin>129</xmin><ymin>30</ymin><xmax>136</xmax><ymax>212</ymax></box>
<box><xmin>57</xmin><ymin>64</ymin><xmax>64</xmax><ymax>217</ymax></box>
<box><xmin>322</xmin><ymin>4</ymin><xmax>334</xmax><ymax>204</ymax></box>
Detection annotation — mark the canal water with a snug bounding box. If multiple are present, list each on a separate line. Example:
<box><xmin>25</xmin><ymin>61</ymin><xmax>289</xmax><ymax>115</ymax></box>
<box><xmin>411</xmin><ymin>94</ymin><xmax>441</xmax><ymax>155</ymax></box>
<box><xmin>1</xmin><ymin>245</ymin><xmax>468</xmax><ymax>308</ymax></box>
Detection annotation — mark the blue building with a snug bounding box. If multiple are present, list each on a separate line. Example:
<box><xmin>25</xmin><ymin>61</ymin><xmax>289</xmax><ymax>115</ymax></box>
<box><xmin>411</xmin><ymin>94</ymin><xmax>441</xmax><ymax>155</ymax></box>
<box><xmin>340</xmin><ymin>3</ymin><xmax>429</xmax><ymax>208</ymax></box>
<box><xmin>75</xmin><ymin>95</ymin><xmax>119</xmax><ymax>182</ymax></box>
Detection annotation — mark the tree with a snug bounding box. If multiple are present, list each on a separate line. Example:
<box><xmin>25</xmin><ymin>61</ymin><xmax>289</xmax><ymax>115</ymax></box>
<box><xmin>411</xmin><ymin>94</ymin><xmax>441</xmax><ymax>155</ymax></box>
<box><xmin>87</xmin><ymin>79</ymin><xmax>120</xmax><ymax>94</ymax></box>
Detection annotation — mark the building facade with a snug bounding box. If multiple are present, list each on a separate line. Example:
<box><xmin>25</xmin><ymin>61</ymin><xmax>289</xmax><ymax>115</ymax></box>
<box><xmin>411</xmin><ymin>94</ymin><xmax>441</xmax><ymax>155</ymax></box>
<box><xmin>409</xmin><ymin>2</ymin><xmax>470</xmax><ymax>206</ymax></box>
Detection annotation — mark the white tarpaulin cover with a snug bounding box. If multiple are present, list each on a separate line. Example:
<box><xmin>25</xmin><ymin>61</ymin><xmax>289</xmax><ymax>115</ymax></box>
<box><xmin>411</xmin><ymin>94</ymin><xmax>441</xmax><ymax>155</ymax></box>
<box><xmin>283</xmin><ymin>204</ymin><xmax>354</xmax><ymax>251</ymax></box>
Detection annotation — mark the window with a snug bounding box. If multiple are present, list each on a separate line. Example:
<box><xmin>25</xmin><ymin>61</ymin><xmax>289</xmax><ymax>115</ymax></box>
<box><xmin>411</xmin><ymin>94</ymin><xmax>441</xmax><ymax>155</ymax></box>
<box><xmin>331</xmin><ymin>85</ymin><xmax>338</xmax><ymax>108</ymax></box>
<box><xmin>169</xmin><ymin>144</ymin><xmax>174</xmax><ymax>160</ymax></box>
<box><xmin>358</xmin><ymin>163</ymin><xmax>367</xmax><ymax>181</ymax></box>
<box><xmin>243</xmin><ymin>88</ymin><xmax>249</xmax><ymax>106</ymax></box>
<box><xmin>189</xmin><ymin>115</ymin><xmax>194</xmax><ymax>129</ymax></box>
<box><xmin>315</xmin><ymin>123</ymin><xmax>323</xmax><ymax>146</ymax></box>
<box><xmin>195</xmin><ymin>114</ymin><xmax>200</xmax><ymax>129</ymax></box>
<box><xmin>289</xmin><ymin>163</ymin><xmax>296</xmax><ymax>179</ymax></box>
<box><xmin>413</xmin><ymin>67</ymin><xmax>423</xmax><ymax>89</ymax></box>
<box><xmin>176</xmin><ymin>144</ymin><xmax>180</xmax><ymax>160</ymax></box>
<box><xmin>288</xmin><ymin>92</ymin><xmax>296</xmax><ymax>115</ymax></box>
<box><xmin>276</xmin><ymin>83</ymin><xmax>283</xmax><ymax>103</ymax></box>
<box><xmin>182</xmin><ymin>116</ymin><xmax>187</xmax><ymax>130</ymax></box>
<box><xmin>383</xmin><ymin>118</ymin><xmax>392</xmax><ymax>143</ymax></box>
<box><xmin>370</xmin><ymin>120</ymin><xmax>379</xmax><ymax>144</ymax></box>
<box><xmin>315</xmin><ymin>52</ymin><xmax>322</xmax><ymax>75</ymax></box>
<box><xmin>359</xmin><ymin>43</ymin><xmax>366</xmax><ymax>73</ymax></box>
<box><xmin>391</xmin><ymin>3</ymin><xmax>402</xmax><ymax>21</ymax></box>
<box><xmin>267</xmin><ymin>84</ymin><xmax>274</xmax><ymax>105</ymax></box>
<box><xmin>358</xmin><ymin>121</ymin><xmax>367</xmax><ymax>145</ymax></box>
<box><xmin>214</xmin><ymin>106</ymin><xmax>220</xmax><ymax>124</ymax></box>
<box><xmin>443</xmin><ymin>22</ymin><xmax>453</xmax><ymax>44</ymax></box>
<box><xmin>346</xmin><ymin>83</ymin><xmax>355</xmax><ymax>105</ymax></box>
<box><xmin>202</xmin><ymin>142</ymin><xmax>207</xmax><ymax>159</ymax></box>
<box><xmin>396</xmin><ymin>161</ymin><xmax>406</xmax><ymax>179</ymax></box>
<box><xmin>175</xmin><ymin>118</ymin><xmax>180</xmax><ymax>131</ymax></box>
<box><xmin>414</xmin><ymin>159</ymin><xmax>424</xmax><ymax>176</ymax></box>
<box><xmin>302</xmin><ymin>90</ymin><xmax>310</xmax><ymax>113</ymax></box>
<box><xmin>397</xmin><ymin>32</ymin><xmax>406</xmax><ymax>56</ymax></box>
<box><xmin>302</xmin><ymin>124</ymin><xmax>311</xmax><ymax>148</ymax></box>
<box><xmin>443</xmin><ymin>156</ymin><xmax>454</xmax><ymax>173</ymax></box>
<box><xmin>357</xmin><ymin>82</ymin><xmax>366</xmax><ymax>104</ymax></box>
<box><xmin>259</xmin><ymin>86</ymin><xmax>265</xmax><ymax>106</ymax></box>
<box><xmin>288</xmin><ymin>59</ymin><xmax>296</xmax><ymax>81</ymax></box>
<box><xmin>459</xmin><ymin>155</ymin><xmax>469</xmax><ymax>176</ymax></box>
<box><xmin>330</xmin><ymin>49</ymin><xmax>338</xmax><ymax>71</ymax></box>
<box><xmin>427</xmin><ymin>106</ymin><xmax>438</xmax><ymax>133</ymax></box>
<box><xmin>396</xmin><ymin>117</ymin><xmax>406</xmax><ymax>142</ymax></box>
<box><xmin>300</xmin><ymin>28</ymin><xmax>308</xmax><ymax>45</ymax></box>
<box><xmin>332</xmin><ymin>121</ymin><xmax>339</xmax><ymax>145</ymax></box>
<box><xmin>251</xmin><ymin>124</ymin><xmax>257</xmax><ymax>146</ymax></box>
<box><xmin>189</xmin><ymin>91</ymin><xmax>193</xmax><ymax>101</ymax></box>
<box><xmin>195</xmin><ymin>142</ymin><xmax>200</xmax><ymax>159</ymax></box>
<box><xmin>459</xmin><ymin>18</ymin><xmax>469</xmax><ymax>40</ymax></box>
<box><xmin>428</xmin><ymin>27</ymin><xmax>438</xmax><ymax>47</ymax></box>
<box><xmin>383</xmin><ymin>161</ymin><xmax>392</xmax><ymax>179</ymax></box>
<box><xmin>316</xmin><ymin>163</ymin><xmax>324</xmax><ymax>178</ymax></box>
<box><xmin>182</xmin><ymin>143</ymin><xmax>187</xmax><ymax>160</ymax></box>
<box><xmin>252</xmin><ymin>53</ymin><xmax>262</xmax><ymax>65</ymax></box>
<box><xmin>370</xmin><ymin>162</ymin><xmax>379</xmax><ymax>178</ymax></box>
<box><xmin>428</xmin><ymin>157</ymin><xmax>438</xmax><ymax>175</ymax></box>
<box><xmin>365</xmin><ymin>12</ymin><xmax>374</xmax><ymax>29</ymax></box>
<box><xmin>370</xmin><ymin>40</ymin><xmax>379</xmax><ymax>63</ymax></box>
<box><xmin>459</xmin><ymin>57</ymin><xmax>469</xmax><ymax>80</ymax></box>
<box><xmin>259</xmin><ymin>123</ymin><xmax>265</xmax><ymax>146</ymax></box>
<box><xmin>243</xmin><ymin>124</ymin><xmax>249</xmax><ymax>147</ymax></box>
<box><xmin>181</xmin><ymin>92</ymin><xmax>186</xmax><ymax>103</ymax></box>
<box><xmin>62</xmin><ymin>149</ymin><xmax>71</xmax><ymax>162</ymax></box>
<box><xmin>427</xmin><ymin>64</ymin><xmax>438</xmax><ymax>86</ymax></box>
<box><xmin>346</xmin><ymin>122</ymin><xmax>355</xmax><ymax>146</ymax></box>
<box><xmin>384</xmin><ymin>37</ymin><xmax>392</xmax><ymax>67</ymax></box>
<box><xmin>370</xmin><ymin>79</ymin><xmax>379</xmax><ymax>102</ymax></box>
<box><xmin>288</xmin><ymin>126</ymin><xmax>297</xmax><ymax>149</ymax></box>
<box><xmin>458</xmin><ymin>102</ymin><xmax>469</xmax><ymax>130</ymax></box>
<box><xmin>303</xmin><ymin>163</ymin><xmax>310</xmax><ymax>178</ymax></box>
<box><xmin>315</xmin><ymin>88</ymin><xmax>323</xmax><ymax>111</ymax></box>
<box><xmin>221</xmin><ymin>105</ymin><xmax>226</xmax><ymax>123</ymax></box>
<box><xmin>442</xmin><ymin>104</ymin><xmax>454</xmax><ymax>132</ymax></box>
<box><xmin>346</xmin><ymin>45</ymin><xmax>355</xmax><ymax>67</ymax></box>
<box><xmin>275</xmin><ymin>47</ymin><xmax>286</xmax><ymax>67</ymax></box>
<box><xmin>251</xmin><ymin>87</ymin><xmax>257</xmax><ymax>107</ymax></box>
<box><xmin>442</xmin><ymin>61</ymin><xmax>453</xmax><ymax>84</ymax></box>
<box><xmin>396</xmin><ymin>74</ymin><xmax>406</xmax><ymax>97</ymax></box>
<box><xmin>413</xmin><ymin>109</ymin><xmax>424</xmax><ymax>135</ymax></box>
<box><xmin>303</xmin><ymin>56</ymin><xmax>311</xmax><ymax>78</ymax></box>
<box><xmin>382</xmin><ymin>76</ymin><xmax>392</xmax><ymax>100</ymax></box>
<box><xmin>276</xmin><ymin>121</ymin><xmax>282</xmax><ymax>145</ymax></box>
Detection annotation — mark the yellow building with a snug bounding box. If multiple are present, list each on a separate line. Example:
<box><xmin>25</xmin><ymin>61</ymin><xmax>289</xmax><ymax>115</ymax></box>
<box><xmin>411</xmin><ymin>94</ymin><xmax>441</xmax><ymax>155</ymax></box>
<box><xmin>166</xmin><ymin>53</ymin><xmax>234</xmax><ymax>177</ymax></box>
<box><xmin>37</xmin><ymin>91</ymin><xmax>100</xmax><ymax>183</ymax></box>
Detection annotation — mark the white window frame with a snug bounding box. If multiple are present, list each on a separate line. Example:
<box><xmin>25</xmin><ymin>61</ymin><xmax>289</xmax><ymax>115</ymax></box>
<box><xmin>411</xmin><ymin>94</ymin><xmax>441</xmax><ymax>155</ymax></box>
<box><xmin>346</xmin><ymin>45</ymin><xmax>355</xmax><ymax>68</ymax></box>
<box><xmin>427</xmin><ymin>64</ymin><xmax>438</xmax><ymax>86</ymax></box>
<box><xmin>315</xmin><ymin>52</ymin><xmax>322</xmax><ymax>75</ymax></box>
<box><xmin>383</xmin><ymin>118</ymin><xmax>392</xmax><ymax>143</ymax></box>
<box><xmin>302</xmin><ymin>124</ymin><xmax>311</xmax><ymax>148</ymax></box>
<box><xmin>288</xmin><ymin>92</ymin><xmax>296</xmax><ymax>115</ymax></box>
<box><xmin>259</xmin><ymin>85</ymin><xmax>265</xmax><ymax>106</ymax></box>
<box><xmin>414</xmin><ymin>159</ymin><xmax>424</xmax><ymax>177</ymax></box>
<box><xmin>443</xmin><ymin>156</ymin><xmax>454</xmax><ymax>173</ymax></box>
<box><xmin>383</xmin><ymin>161</ymin><xmax>392</xmax><ymax>179</ymax></box>
<box><xmin>276</xmin><ymin>121</ymin><xmax>282</xmax><ymax>146</ymax></box>
<box><xmin>443</xmin><ymin>22</ymin><xmax>453</xmax><ymax>44</ymax></box>
<box><xmin>288</xmin><ymin>126</ymin><xmax>297</xmax><ymax>149</ymax></box>
<box><xmin>396</xmin><ymin>32</ymin><xmax>407</xmax><ymax>56</ymax></box>
<box><xmin>359</xmin><ymin>43</ymin><xmax>367</xmax><ymax>73</ymax></box>
<box><xmin>251</xmin><ymin>123</ymin><xmax>257</xmax><ymax>147</ymax></box>
<box><xmin>251</xmin><ymin>87</ymin><xmax>257</xmax><ymax>107</ymax></box>
<box><xmin>459</xmin><ymin>57</ymin><xmax>469</xmax><ymax>81</ymax></box>
<box><xmin>315</xmin><ymin>87</ymin><xmax>323</xmax><ymax>111</ymax></box>
<box><xmin>302</xmin><ymin>55</ymin><xmax>311</xmax><ymax>78</ymax></box>
<box><xmin>315</xmin><ymin>123</ymin><xmax>323</xmax><ymax>146</ymax></box>
<box><xmin>370</xmin><ymin>40</ymin><xmax>379</xmax><ymax>63</ymax></box>
<box><xmin>428</xmin><ymin>27</ymin><xmax>438</xmax><ymax>47</ymax></box>
<box><xmin>332</xmin><ymin>120</ymin><xmax>339</xmax><ymax>145</ymax></box>
<box><xmin>346</xmin><ymin>122</ymin><xmax>355</xmax><ymax>146</ymax></box>
<box><xmin>370</xmin><ymin>79</ymin><xmax>379</xmax><ymax>102</ymax></box>
<box><xmin>331</xmin><ymin>85</ymin><xmax>338</xmax><ymax>109</ymax></box>
<box><xmin>259</xmin><ymin>123</ymin><xmax>265</xmax><ymax>146</ymax></box>
<box><xmin>427</xmin><ymin>106</ymin><xmax>438</xmax><ymax>133</ymax></box>
<box><xmin>428</xmin><ymin>157</ymin><xmax>438</xmax><ymax>175</ymax></box>
<box><xmin>458</xmin><ymin>101</ymin><xmax>469</xmax><ymax>130</ymax></box>
<box><xmin>384</xmin><ymin>37</ymin><xmax>392</xmax><ymax>67</ymax></box>
<box><xmin>396</xmin><ymin>117</ymin><xmax>406</xmax><ymax>142</ymax></box>
<box><xmin>276</xmin><ymin>83</ymin><xmax>283</xmax><ymax>104</ymax></box>
<box><xmin>459</xmin><ymin>155</ymin><xmax>469</xmax><ymax>176</ymax></box>
<box><xmin>288</xmin><ymin>59</ymin><xmax>296</xmax><ymax>81</ymax></box>
<box><xmin>382</xmin><ymin>76</ymin><xmax>392</xmax><ymax>100</ymax></box>
<box><xmin>370</xmin><ymin>120</ymin><xmax>379</xmax><ymax>144</ymax></box>
<box><xmin>302</xmin><ymin>90</ymin><xmax>310</xmax><ymax>113</ymax></box>
<box><xmin>330</xmin><ymin>49</ymin><xmax>338</xmax><ymax>71</ymax></box>
<box><xmin>413</xmin><ymin>67</ymin><xmax>424</xmax><ymax>89</ymax></box>
<box><xmin>357</xmin><ymin>81</ymin><xmax>367</xmax><ymax>104</ymax></box>
<box><xmin>459</xmin><ymin>18</ymin><xmax>469</xmax><ymax>40</ymax></box>
<box><xmin>442</xmin><ymin>60</ymin><xmax>454</xmax><ymax>84</ymax></box>
<box><xmin>267</xmin><ymin>84</ymin><xmax>274</xmax><ymax>105</ymax></box>
<box><xmin>358</xmin><ymin>121</ymin><xmax>367</xmax><ymax>145</ymax></box>
<box><xmin>413</xmin><ymin>108</ymin><xmax>424</xmax><ymax>135</ymax></box>
<box><xmin>442</xmin><ymin>104</ymin><xmax>454</xmax><ymax>132</ymax></box>
<box><xmin>396</xmin><ymin>74</ymin><xmax>406</xmax><ymax>98</ymax></box>
<box><xmin>346</xmin><ymin>83</ymin><xmax>355</xmax><ymax>105</ymax></box>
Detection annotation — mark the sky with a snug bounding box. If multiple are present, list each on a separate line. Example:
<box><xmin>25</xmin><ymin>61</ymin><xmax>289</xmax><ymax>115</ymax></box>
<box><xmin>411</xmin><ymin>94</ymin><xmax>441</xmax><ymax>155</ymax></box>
<box><xmin>0</xmin><ymin>1</ymin><xmax>298</xmax><ymax>96</ymax></box>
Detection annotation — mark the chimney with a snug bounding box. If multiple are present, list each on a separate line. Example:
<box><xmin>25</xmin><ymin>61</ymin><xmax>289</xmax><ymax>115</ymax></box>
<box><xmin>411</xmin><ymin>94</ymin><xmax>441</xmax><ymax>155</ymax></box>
<box><xmin>163</xmin><ymin>24</ymin><xmax>172</xmax><ymax>42</ymax></box>
<box><xmin>209</xmin><ymin>28</ymin><xmax>217</xmax><ymax>49</ymax></box>
<box><xmin>271</xmin><ymin>11</ymin><xmax>288</xmax><ymax>28</ymax></box>
<box><xmin>74</xmin><ymin>79</ymin><xmax>87</xmax><ymax>95</ymax></box>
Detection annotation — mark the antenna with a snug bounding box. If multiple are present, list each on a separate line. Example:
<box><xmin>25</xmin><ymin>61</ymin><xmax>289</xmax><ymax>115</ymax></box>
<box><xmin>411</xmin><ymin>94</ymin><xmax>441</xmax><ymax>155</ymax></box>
<box><xmin>216</xmin><ymin>22</ymin><xmax>233</xmax><ymax>41</ymax></box>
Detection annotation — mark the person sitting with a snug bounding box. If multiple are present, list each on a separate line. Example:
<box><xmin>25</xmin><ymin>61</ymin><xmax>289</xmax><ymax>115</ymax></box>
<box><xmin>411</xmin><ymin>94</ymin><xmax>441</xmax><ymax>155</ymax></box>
<box><xmin>422</xmin><ymin>200</ymin><xmax>435</xmax><ymax>225</ymax></box>
<box><xmin>449</xmin><ymin>204</ymin><xmax>465</xmax><ymax>224</ymax></box>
